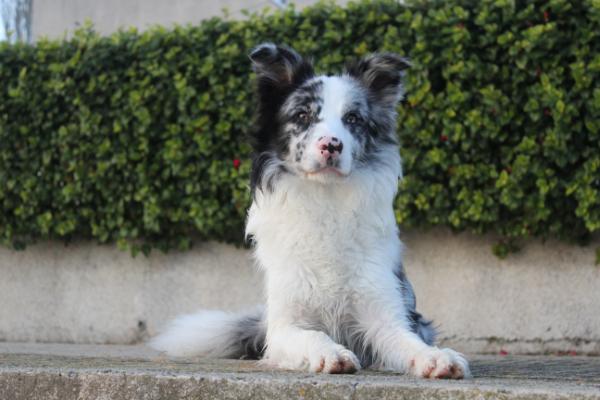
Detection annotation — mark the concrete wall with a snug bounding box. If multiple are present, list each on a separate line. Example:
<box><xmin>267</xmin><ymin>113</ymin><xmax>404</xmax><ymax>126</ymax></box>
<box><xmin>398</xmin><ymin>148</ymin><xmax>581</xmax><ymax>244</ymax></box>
<box><xmin>1</xmin><ymin>230</ymin><xmax>599</xmax><ymax>355</ymax></box>
<box><xmin>31</xmin><ymin>0</ymin><xmax>348</xmax><ymax>39</ymax></box>
<box><xmin>0</xmin><ymin>240</ymin><xmax>261</xmax><ymax>344</ymax></box>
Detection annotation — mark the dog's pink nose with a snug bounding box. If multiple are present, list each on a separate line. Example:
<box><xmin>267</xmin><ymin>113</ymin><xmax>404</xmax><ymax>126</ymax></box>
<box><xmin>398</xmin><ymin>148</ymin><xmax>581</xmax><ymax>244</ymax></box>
<box><xmin>316</xmin><ymin>136</ymin><xmax>343</xmax><ymax>158</ymax></box>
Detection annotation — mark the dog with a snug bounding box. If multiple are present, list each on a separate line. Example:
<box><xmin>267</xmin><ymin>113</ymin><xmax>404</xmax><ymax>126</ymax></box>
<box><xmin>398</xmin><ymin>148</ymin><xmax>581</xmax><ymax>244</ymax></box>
<box><xmin>150</xmin><ymin>43</ymin><xmax>470</xmax><ymax>379</ymax></box>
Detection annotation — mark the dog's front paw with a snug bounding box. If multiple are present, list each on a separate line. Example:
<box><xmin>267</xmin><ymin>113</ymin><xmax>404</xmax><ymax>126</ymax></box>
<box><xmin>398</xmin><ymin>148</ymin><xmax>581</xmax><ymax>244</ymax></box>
<box><xmin>309</xmin><ymin>345</ymin><xmax>361</xmax><ymax>374</ymax></box>
<box><xmin>410</xmin><ymin>347</ymin><xmax>470</xmax><ymax>379</ymax></box>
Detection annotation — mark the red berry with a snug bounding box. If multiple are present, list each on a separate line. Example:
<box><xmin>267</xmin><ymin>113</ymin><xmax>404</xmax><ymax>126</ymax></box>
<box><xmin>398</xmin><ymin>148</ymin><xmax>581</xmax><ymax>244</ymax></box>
<box><xmin>440</xmin><ymin>134</ymin><xmax>449</xmax><ymax>142</ymax></box>
<box><xmin>499</xmin><ymin>350</ymin><xmax>509</xmax><ymax>356</ymax></box>
<box><xmin>543</xmin><ymin>10</ymin><xmax>549</xmax><ymax>22</ymax></box>
<box><xmin>233</xmin><ymin>158</ymin><xmax>241</xmax><ymax>170</ymax></box>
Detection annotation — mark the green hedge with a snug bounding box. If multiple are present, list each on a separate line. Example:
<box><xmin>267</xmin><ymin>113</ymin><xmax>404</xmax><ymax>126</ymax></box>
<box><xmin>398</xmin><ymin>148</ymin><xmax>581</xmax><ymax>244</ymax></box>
<box><xmin>1</xmin><ymin>0</ymin><xmax>599</xmax><ymax>256</ymax></box>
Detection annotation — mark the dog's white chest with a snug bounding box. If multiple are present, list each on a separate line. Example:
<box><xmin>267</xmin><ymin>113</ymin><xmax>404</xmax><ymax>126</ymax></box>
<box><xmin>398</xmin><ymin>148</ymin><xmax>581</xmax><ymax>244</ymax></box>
<box><xmin>246</xmin><ymin>175</ymin><xmax>400</xmax><ymax>297</ymax></box>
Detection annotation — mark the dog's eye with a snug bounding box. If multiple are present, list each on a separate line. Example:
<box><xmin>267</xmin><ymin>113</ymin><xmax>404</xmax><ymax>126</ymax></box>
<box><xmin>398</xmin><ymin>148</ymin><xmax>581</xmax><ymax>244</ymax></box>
<box><xmin>295</xmin><ymin>111</ymin><xmax>310</xmax><ymax>123</ymax></box>
<box><xmin>344</xmin><ymin>112</ymin><xmax>362</xmax><ymax>125</ymax></box>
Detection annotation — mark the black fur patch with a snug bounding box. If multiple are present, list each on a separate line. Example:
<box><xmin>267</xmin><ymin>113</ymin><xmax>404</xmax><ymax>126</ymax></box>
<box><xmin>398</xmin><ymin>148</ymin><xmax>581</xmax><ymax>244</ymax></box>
<box><xmin>248</xmin><ymin>44</ymin><xmax>315</xmax><ymax>194</ymax></box>
<box><xmin>394</xmin><ymin>263</ymin><xmax>436</xmax><ymax>345</ymax></box>
<box><xmin>235</xmin><ymin>313</ymin><xmax>266</xmax><ymax>360</ymax></box>
<box><xmin>250</xmin><ymin>152</ymin><xmax>287</xmax><ymax>194</ymax></box>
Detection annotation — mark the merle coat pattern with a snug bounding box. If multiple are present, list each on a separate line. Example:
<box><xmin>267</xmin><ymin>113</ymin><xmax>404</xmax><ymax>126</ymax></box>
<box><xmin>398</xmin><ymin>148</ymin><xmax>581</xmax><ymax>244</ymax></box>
<box><xmin>151</xmin><ymin>44</ymin><xmax>470</xmax><ymax>379</ymax></box>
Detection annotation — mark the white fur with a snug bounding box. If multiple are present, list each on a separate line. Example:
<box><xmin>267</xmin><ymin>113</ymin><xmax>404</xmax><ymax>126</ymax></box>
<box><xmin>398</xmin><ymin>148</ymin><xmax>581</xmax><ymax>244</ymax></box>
<box><xmin>247</xmin><ymin>150</ymin><xmax>469</xmax><ymax>377</ymax></box>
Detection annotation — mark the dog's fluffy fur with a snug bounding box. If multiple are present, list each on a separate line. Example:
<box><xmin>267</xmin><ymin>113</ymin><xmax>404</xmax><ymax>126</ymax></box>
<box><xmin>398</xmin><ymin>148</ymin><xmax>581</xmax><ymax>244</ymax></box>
<box><xmin>151</xmin><ymin>43</ymin><xmax>470</xmax><ymax>379</ymax></box>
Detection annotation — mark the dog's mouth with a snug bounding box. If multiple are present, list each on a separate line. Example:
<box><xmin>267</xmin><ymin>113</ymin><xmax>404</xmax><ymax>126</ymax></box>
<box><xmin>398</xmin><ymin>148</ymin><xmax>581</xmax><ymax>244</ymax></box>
<box><xmin>304</xmin><ymin>167</ymin><xmax>348</xmax><ymax>178</ymax></box>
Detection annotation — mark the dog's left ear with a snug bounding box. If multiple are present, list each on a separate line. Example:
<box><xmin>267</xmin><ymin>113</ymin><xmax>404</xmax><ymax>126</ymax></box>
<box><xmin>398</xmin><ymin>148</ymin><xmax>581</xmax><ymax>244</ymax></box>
<box><xmin>249</xmin><ymin>43</ymin><xmax>314</xmax><ymax>89</ymax></box>
<box><xmin>346</xmin><ymin>53</ymin><xmax>411</xmax><ymax>106</ymax></box>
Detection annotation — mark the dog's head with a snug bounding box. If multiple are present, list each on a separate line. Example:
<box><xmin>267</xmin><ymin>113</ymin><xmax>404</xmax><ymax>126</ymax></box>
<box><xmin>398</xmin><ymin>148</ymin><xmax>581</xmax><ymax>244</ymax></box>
<box><xmin>249</xmin><ymin>43</ymin><xmax>409</xmax><ymax>190</ymax></box>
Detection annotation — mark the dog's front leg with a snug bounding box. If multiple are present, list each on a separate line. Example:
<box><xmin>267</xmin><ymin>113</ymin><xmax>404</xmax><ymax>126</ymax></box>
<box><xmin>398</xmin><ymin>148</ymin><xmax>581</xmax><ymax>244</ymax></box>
<box><xmin>356</xmin><ymin>279</ymin><xmax>470</xmax><ymax>379</ymax></box>
<box><xmin>263</xmin><ymin>324</ymin><xmax>361</xmax><ymax>374</ymax></box>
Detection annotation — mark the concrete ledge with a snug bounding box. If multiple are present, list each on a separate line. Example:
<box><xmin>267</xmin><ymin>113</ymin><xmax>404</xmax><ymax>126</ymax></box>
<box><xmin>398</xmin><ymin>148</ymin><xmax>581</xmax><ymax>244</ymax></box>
<box><xmin>1</xmin><ymin>230</ymin><xmax>599</xmax><ymax>354</ymax></box>
<box><xmin>1</xmin><ymin>343</ymin><xmax>599</xmax><ymax>400</ymax></box>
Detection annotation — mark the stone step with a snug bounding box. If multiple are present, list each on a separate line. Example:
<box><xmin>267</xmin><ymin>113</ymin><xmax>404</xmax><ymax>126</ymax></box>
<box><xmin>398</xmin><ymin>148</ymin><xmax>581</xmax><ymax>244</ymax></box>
<box><xmin>0</xmin><ymin>343</ymin><xmax>598</xmax><ymax>400</ymax></box>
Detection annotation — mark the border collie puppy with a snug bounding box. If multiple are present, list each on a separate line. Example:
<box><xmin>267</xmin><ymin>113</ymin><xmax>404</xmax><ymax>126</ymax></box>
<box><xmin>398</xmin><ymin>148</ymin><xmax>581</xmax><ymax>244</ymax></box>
<box><xmin>151</xmin><ymin>43</ymin><xmax>470</xmax><ymax>379</ymax></box>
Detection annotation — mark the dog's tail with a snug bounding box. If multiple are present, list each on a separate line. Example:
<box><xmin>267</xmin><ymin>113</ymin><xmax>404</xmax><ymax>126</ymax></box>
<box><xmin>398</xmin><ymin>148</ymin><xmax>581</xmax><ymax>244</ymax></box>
<box><xmin>149</xmin><ymin>307</ymin><xmax>266</xmax><ymax>359</ymax></box>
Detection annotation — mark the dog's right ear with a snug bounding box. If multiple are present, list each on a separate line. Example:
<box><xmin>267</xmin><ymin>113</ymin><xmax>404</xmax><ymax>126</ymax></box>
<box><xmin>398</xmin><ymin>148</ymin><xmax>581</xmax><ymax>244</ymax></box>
<box><xmin>249</xmin><ymin>43</ymin><xmax>314</xmax><ymax>89</ymax></box>
<box><xmin>346</xmin><ymin>53</ymin><xmax>411</xmax><ymax>107</ymax></box>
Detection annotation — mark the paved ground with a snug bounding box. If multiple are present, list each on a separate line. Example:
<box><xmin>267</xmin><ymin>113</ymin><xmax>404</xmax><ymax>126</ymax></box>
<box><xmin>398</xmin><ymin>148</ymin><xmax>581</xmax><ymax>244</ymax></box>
<box><xmin>0</xmin><ymin>343</ymin><xmax>599</xmax><ymax>399</ymax></box>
